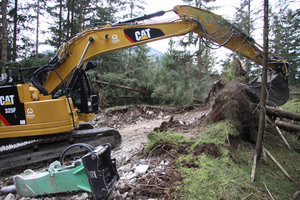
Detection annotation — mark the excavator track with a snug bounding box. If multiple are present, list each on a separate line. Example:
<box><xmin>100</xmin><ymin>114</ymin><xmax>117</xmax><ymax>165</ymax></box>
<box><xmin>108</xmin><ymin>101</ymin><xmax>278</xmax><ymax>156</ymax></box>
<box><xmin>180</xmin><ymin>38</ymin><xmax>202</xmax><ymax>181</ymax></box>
<box><xmin>0</xmin><ymin>127</ymin><xmax>121</xmax><ymax>174</ymax></box>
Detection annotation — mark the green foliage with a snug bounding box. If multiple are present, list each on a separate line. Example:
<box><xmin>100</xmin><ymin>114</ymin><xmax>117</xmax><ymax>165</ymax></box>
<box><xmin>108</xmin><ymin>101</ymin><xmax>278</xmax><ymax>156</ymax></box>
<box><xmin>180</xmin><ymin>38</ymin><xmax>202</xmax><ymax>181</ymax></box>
<box><xmin>178</xmin><ymin>156</ymin><xmax>254</xmax><ymax>200</ymax></box>
<box><xmin>19</xmin><ymin>56</ymin><xmax>50</xmax><ymax>82</ymax></box>
<box><xmin>46</xmin><ymin>0</ymin><xmax>120</xmax><ymax>48</ymax></box>
<box><xmin>91</xmin><ymin>38</ymin><xmax>219</xmax><ymax>107</ymax></box>
<box><xmin>281</xmin><ymin>99</ymin><xmax>300</xmax><ymax>113</ymax></box>
<box><xmin>149</xmin><ymin>39</ymin><xmax>219</xmax><ymax>106</ymax></box>
<box><xmin>1</xmin><ymin>1</ymin><xmax>36</xmax><ymax>59</ymax></box>
<box><xmin>234</xmin><ymin>0</ymin><xmax>253</xmax><ymax>35</ymax></box>
<box><xmin>270</xmin><ymin>8</ymin><xmax>300</xmax><ymax>87</ymax></box>
<box><xmin>222</xmin><ymin>67</ymin><xmax>243</xmax><ymax>83</ymax></box>
<box><xmin>130</xmin><ymin>45</ymin><xmax>151</xmax><ymax>69</ymax></box>
<box><xmin>150</xmin><ymin>67</ymin><xmax>196</xmax><ymax>106</ymax></box>
<box><xmin>200</xmin><ymin>120</ymin><xmax>239</xmax><ymax>144</ymax></box>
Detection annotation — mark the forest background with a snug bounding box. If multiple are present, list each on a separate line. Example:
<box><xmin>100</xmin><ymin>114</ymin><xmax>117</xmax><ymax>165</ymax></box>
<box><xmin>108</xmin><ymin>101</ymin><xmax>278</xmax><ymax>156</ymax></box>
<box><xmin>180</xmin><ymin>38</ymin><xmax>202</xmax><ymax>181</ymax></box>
<box><xmin>0</xmin><ymin>0</ymin><xmax>299</xmax><ymax>108</ymax></box>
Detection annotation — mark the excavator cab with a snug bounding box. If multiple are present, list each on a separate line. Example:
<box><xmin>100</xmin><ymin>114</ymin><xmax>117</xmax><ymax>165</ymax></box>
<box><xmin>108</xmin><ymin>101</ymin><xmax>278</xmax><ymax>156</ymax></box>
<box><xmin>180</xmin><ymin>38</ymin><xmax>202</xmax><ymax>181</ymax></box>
<box><xmin>71</xmin><ymin>70</ymin><xmax>99</xmax><ymax>114</ymax></box>
<box><xmin>0</xmin><ymin>62</ymin><xmax>24</xmax><ymax>85</ymax></box>
<box><xmin>66</xmin><ymin>61</ymin><xmax>99</xmax><ymax>121</ymax></box>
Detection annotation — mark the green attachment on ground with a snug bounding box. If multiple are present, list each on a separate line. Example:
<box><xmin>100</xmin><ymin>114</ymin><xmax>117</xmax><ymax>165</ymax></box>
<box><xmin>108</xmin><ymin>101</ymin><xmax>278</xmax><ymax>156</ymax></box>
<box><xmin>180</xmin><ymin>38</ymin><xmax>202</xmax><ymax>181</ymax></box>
<box><xmin>13</xmin><ymin>144</ymin><xmax>120</xmax><ymax>200</ymax></box>
<box><xmin>14</xmin><ymin>160</ymin><xmax>91</xmax><ymax>197</ymax></box>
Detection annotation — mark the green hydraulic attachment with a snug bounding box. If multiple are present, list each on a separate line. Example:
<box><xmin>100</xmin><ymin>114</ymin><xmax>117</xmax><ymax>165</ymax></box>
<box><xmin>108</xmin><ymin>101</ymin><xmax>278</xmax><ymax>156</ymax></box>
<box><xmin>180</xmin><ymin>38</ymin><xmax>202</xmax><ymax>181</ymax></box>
<box><xmin>13</xmin><ymin>143</ymin><xmax>119</xmax><ymax>200</ymax></box>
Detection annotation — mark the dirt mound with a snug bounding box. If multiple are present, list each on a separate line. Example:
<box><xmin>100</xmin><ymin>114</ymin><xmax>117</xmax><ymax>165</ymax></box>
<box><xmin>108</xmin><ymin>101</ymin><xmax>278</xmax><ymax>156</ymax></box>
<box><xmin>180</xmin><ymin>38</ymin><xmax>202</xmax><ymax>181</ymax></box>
<box><xmin>209</xmin><ymin>81</ymin><xmax>258</xmax><ymax>134</ymax></box>
<box><xmin>153</xmin><ymin>116</ymin><xmax>190</xmax><ymax>132</ymax></box>
<box><xmin>193</xmin><ymin>142</ymin><xmax>221</xmax><ymax>158</ymax></box>
<box><xmin>146</xmin><ymin>141</ymin><xmax>191</xmax><ymax>158</ymax></box>
<box><xmin>94</xmin><ymin>105</ymin><xmax>197</xmax><ymax>129</ymax></box>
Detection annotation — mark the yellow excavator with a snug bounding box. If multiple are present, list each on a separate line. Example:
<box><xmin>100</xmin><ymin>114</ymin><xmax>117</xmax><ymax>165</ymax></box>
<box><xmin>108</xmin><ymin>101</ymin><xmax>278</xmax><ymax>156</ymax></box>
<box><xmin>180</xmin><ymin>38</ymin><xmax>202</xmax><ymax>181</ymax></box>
<box><xmin>0</xmin><ymin>5</ymin><xmax>289</xmax><ymax>172</ymax></box>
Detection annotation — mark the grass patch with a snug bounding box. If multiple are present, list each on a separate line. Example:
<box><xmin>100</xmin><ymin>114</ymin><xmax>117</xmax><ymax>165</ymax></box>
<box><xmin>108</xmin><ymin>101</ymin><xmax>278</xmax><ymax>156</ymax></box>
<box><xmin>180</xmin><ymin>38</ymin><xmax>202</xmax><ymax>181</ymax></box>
<box><xmin>144</xmin><ymin>121</ymin><xmax>300</xmax><ymax>200</ymax></box>
<box><xmin>198</xmin><ymin>120</ymin><xmax>239</xmax><ymax>144</ymax></box>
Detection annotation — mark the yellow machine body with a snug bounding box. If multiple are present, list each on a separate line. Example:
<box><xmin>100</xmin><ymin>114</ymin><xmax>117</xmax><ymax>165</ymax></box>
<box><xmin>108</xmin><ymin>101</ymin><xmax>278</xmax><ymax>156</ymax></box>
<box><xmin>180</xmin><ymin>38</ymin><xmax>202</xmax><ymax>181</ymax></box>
<box><xmin>0</xmin><ymin>84</ymin><xmax>78</xmax><ymax>138</ymax></box>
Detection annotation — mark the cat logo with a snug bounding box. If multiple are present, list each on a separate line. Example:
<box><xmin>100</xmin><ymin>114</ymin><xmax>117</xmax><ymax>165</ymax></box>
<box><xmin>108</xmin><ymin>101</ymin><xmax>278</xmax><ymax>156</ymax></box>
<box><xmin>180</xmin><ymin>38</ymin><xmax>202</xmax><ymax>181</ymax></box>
<box><xmin>135</xmin><ymin>29</ymin><xmax>151</xmax><ymax>41</ymax></box>
<box><xmin>124</xmin><ymin>28</ymin><xmax>165</xmax><ymax>43</ymax></box>
<box><xmin>0</xmin><ymin>95</ymin><xmax>14</xmax><ymax>106</ymax></box>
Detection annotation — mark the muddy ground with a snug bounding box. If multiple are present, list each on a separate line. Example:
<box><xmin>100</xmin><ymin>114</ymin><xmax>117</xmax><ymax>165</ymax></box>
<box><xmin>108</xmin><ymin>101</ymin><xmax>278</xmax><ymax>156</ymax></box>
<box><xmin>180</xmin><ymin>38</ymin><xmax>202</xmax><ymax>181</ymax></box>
<box><xmin>0</xmin><ymin>105</ymin><xmax>211</xmax><ymax>200</ymax></box>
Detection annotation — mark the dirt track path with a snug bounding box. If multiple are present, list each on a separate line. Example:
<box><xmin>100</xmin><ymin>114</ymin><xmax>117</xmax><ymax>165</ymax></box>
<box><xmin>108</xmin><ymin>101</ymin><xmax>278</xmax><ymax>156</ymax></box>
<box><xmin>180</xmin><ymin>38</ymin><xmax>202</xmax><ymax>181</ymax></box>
<box><xmin>111</xmin><ymin>105</ymin><xmax>210</xmax><ymax>166</ymax></box>
<box><xmin>112</xmin><ymin>118</ymin><xmax>165</xmax><ymax>166</ymax></box>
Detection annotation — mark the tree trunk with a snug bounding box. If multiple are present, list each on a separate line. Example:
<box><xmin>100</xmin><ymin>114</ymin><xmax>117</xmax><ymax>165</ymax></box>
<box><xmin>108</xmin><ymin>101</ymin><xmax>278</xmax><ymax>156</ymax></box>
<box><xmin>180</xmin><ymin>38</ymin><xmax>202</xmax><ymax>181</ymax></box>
<box><xmin>78</xmin><ymin>0</ymin><xmax>83</xmax><ymax>32</ymax></box>
<box><xmin>66</xmin><ymin>0</ymin><xmax>70</xmax><ymax>38</ymax></box>
<box><xmin>59</xmin><ymin>0</ymin><xmax>63</xmax><ymax>47</ymax></box>
<box><xmin>266</xmin><ymin>105</ymin><xmax>300</xmax><ymax>121</ymax></box>
<box><xmin>1</xmin><ymin>0</ymin><xmax>8</xmax><ymax>76</ymax></box>
<box><xmin>245</xmin><ymin>0</ymin><xmax>251</xmax><ymax>75</ymax></box>
<box><xmin>275</xmin><ymin>120</ymin><xmax>300</xmax><ymax>132</ymax></box>
<box><xmin>196</xmin><ymin>0</ymin><xmax>202</xmax><ymax>81</ymax></box>
<box><xmin>95</xmin><ymin>80</ymin><xmax>151</xmax><ymax>95</ymax></box>
<box><xmin>256</xmin><ymin>0</ymin><xmax>269</xmax><ymax>161</ymax></box>
<box><xmin>251</xmin><ymin>0</ymin><xmax>269</xmax><ymax>181</ymax></box>
<box><xmin>128</xmin><ymin>1</ymin><xmax>133</xmax><ymax>69</ymax></box>
<box><xmin>71</xmin><ymin>1</ymin><xmax>75</xmax><ymax>35</ymax></box>
<box><xmin>197</xmin><ymin>38</ymin><xmax>202</xmax><ymax>80</ymax></box>
<box><xmin>13</xmin><ymin>0</ymin><xmax>18</xmax><ymax>61</ymax></box>
<box><xmin>36</xmin><ymin>0</ymin><xmax>39</xmax><ymax>57</ymax></box>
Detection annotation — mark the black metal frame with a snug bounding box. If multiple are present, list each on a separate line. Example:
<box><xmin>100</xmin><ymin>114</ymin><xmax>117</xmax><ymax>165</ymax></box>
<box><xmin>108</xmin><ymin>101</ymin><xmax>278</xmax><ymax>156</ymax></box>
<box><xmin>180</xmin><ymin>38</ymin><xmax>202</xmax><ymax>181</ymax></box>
<box><xmin>81</xmin><ymin>144</ymin><xmax>119</xmax><ymax>200</ymax></box>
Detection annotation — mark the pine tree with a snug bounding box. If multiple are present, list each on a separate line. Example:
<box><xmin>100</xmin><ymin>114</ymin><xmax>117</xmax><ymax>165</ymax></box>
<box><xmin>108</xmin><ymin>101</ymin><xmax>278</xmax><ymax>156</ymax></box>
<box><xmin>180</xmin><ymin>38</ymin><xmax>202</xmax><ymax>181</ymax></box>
<box><xmin>234</xmin><ymin>0</ymin><xmax>255</xmax><ymax>75</ymax></box>
<box><xmin>270</xmin><ymin>6</ymin><xmax>299</xmax><ymax>86</ymax></box>
<box><xmin>1</xmin><ymin>0</ymin><xmax>35</xmax><ymax>66</ymax></box>
<box><xmin>1</xmin><ymin>0</ymin><xmax>8</xmax><ymax>75</ymax></box>
<box><xmin>181</xmin><ymin>0</ymin><xmax>216</xmax><ymax>81</ymax></box>
<box><xmin>118</xmin><ymin>0</ymin><xmax>145</xmax><ymax>69</ymax></box>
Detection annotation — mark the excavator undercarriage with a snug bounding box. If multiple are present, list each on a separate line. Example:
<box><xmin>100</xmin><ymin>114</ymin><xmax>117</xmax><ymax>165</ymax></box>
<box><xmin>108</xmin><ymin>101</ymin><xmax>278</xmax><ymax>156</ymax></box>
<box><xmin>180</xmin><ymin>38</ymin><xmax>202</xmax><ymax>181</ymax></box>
<box><xmin>0</xmin><ymin>127</ymin><xmax>121</xmax><ymax>173</ymax></box>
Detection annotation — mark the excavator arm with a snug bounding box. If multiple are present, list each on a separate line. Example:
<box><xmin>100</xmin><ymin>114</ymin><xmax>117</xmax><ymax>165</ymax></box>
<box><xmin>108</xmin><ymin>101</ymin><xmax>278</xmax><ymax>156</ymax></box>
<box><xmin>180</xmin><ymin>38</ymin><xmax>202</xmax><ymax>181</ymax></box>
<box><xmin>40</xmin><ymin>5</ymin><xmax>288</xmax><ymax>102</ymax></box>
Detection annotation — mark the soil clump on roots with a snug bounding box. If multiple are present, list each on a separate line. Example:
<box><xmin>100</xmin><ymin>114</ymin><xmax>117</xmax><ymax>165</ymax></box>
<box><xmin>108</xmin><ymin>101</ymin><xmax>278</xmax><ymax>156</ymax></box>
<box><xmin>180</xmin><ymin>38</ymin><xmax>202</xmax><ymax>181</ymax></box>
<box><xmin>208</xmin><ymin>81</ymin><xmax>258</xmax><ymax>138</ymax></box>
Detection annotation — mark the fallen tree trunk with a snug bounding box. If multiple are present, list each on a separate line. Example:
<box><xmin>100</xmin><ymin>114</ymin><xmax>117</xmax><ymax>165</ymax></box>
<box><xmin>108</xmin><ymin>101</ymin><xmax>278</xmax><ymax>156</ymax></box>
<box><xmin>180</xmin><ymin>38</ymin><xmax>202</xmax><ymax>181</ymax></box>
<box><xmin>95</xmin><ymin>80</ymin><xmax>204</xmax><ymax>104</ymax></box>
<box><xmin>275</xmin><ymin>120</ymin><xmax>300</xmax><ymax>132</ymax></box>
<box><xmin>264</xmin><ymin>147</ymin><xmax>294</xmax><ymax>182</ymax></box>
<box><xmin>275</xmin><ymin>126</ymin><xmax>292</xmax><ymax>149</ymax></box>
<box><xmin>95</xmin><ymin>80</ymin><xmax>151</xmax><ymax>95</ymax></box>
<box><xmin>266</xmin><ymin>106</ymin><xmax>300</xmax><ymax>121</ymax></box>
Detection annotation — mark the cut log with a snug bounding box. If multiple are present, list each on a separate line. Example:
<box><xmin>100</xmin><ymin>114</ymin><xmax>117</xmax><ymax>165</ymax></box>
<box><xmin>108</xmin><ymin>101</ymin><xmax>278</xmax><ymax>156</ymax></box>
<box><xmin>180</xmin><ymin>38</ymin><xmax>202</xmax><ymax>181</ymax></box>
<box><xmin>291</xmin><ymin>191</ymin><xmax>300</xmax><ymax>200</ymax></box>
<box><xmin>275</xmin><ymin>126</ymin><xmax>292</xmax><ymax>149</ymax></box>
<box><xmin>264</xmin><ymin>147</ymin><xmax>293</xmax><ymax>182</ymax></box>
<box><xmin>263</xmin><ymin>182</ymin><xmax>275</xmax><ymax>200</ymax></box>
<box><xmin>266</xmin><ymin>106</ymin><xmax>300</xmax><ymax>121</ymax></box>
<box><xmin>251</xmin><ymin>153</ymin><xmax>258</xmax><ymax>182</ymax></box>
<box><xmin>275</xmin><ymin>120</ymin><xmax>300</xmax><ymax>132</ymax></box>
<box><xmin>266</xmin><ymin>116</ymin><xmax>295</xmax><ymax>148</ymax></box>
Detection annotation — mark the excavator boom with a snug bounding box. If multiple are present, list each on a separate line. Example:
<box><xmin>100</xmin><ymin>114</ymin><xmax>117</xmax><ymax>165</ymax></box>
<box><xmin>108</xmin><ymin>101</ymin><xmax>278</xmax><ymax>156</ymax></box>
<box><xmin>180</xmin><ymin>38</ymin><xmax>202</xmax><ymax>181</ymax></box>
<box><xmin>41</xmin><ymin>5</ymin><xmax>288</xmax><ymax>97</ymax></box>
